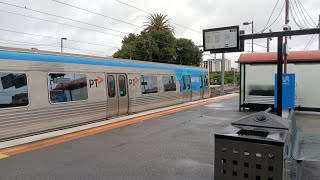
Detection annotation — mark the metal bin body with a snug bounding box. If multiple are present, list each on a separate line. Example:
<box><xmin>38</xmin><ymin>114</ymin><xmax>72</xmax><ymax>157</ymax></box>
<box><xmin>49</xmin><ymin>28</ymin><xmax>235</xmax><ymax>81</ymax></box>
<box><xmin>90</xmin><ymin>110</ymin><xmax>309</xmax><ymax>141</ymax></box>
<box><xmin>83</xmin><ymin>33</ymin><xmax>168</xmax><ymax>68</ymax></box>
<box><xmin>214</xmin><ymin>111</ymin><xmax>291</xmax><ymax>180</ymax></box>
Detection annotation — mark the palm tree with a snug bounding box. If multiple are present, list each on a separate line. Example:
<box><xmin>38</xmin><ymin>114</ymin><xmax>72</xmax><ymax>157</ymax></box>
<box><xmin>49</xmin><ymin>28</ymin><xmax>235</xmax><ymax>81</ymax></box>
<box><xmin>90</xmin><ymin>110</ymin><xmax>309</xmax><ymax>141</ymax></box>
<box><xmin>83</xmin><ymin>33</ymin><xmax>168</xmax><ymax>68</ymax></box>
<box><xmin>144</xmin><ymin>13</ymin><xmax>174</xmax><ymax>34</ymax></box>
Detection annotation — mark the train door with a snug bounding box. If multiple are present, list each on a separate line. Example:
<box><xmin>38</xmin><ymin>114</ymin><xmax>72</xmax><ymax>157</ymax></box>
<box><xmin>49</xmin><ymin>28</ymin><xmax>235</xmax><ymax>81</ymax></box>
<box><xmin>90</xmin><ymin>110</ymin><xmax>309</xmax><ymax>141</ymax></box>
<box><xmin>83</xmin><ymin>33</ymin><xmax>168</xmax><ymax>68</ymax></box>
<box><xmin>200</xmin><ymin>75</ymin><xmax>204</xmax><ymax>99</ymax></box>
<box><xmin>182</xmin><ymin>75</ymin><xmax>192</xmax><ymax>102</ymax></box>
<box><xmin>117</xmin><ymin>74</ymin><xmax>129</xmax><ymax>115</ymax></box>
<box><xmin>106</xmin><ymin>74</ymin><xmax>129</xmax><ymax>117</ymax></box>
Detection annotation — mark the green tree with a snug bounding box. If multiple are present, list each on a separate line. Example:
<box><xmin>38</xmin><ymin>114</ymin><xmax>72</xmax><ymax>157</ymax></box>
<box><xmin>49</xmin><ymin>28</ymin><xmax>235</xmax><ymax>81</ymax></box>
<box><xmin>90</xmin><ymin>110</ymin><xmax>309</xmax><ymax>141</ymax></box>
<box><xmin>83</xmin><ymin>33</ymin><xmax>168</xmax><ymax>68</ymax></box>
<box><xmin>176</xmin><ymin>38</ymin><xmax>202</xmax><ymax>66</ymax></box>
<box><xmin>113</xmin><ymin>14</ymin><xmax>202</xmax><ymax>66</ymax></box>
<box><xmin>209</xmin><ymin>71</ymin><xmax>239</xmax><ymax>85</ymax></box>
<box><xmin>149</xmin><ymin>30</ymin><xmax>176</xmax><ymax>63</ymax></box>
<box><xmin>143</xmin><ymin>13</ymin><xmax>174</xmax><ymax>34</ymax></box>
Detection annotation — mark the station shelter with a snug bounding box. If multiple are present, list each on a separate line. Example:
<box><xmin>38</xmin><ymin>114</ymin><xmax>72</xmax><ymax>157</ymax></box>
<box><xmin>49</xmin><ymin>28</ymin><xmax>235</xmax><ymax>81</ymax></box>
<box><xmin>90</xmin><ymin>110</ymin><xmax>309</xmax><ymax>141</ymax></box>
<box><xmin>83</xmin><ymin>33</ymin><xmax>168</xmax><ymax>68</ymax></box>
<box><xmin>238</xmin><ymin>50</ymin><xmax>320</xmax><ymax>112</ymax></box>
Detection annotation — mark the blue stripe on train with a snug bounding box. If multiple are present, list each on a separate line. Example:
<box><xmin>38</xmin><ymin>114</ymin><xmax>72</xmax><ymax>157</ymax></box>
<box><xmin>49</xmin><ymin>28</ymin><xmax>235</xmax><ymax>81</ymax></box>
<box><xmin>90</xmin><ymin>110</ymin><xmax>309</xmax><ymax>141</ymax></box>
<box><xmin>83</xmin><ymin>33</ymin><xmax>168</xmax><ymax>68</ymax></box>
<box><xmin>0</xmin><ymin>50</ymin><xmax>208</xmax><ymax>91</ymax></box>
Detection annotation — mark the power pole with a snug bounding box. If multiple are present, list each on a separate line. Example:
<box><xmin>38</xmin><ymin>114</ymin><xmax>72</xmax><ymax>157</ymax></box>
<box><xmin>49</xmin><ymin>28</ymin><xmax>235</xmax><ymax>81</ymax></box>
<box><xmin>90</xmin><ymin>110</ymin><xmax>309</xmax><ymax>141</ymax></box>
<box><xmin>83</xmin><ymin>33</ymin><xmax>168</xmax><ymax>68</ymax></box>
<box><xmin>243</xmin><ymin>21</ymin><xmax>254</xmax><ymax>53</ymax></box>
<box><xmin>61</xmin><ymin>37</ymin><xmax>67</xmax><ymax>53</ymax></box>
<box><xmin>251</xmin><ymin>21</ymin><xmax>254</xmax><ymax>53</ymax></box>
<box><xmin>221</xmin><ymin>53</ymin><xmax>225</xmax><ymax>95</ymax></box>
<box><xmin>267</xmin><ymin>29</ymin><xmax>272</xmax><ymax>52</ymax></box>
<box><xmin>284</xmin><ymin>0</ymin><xmax>289</xmax><ymax>73</ymax></box>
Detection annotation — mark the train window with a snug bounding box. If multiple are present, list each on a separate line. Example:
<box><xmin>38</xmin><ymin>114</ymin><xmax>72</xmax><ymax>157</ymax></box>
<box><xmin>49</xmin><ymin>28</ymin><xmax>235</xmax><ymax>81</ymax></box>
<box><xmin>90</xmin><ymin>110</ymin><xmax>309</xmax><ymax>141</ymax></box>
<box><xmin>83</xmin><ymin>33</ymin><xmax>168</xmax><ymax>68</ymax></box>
<box><xmin>118</xmin><ymin>75</ymin><xmax>126</xmax><ymax>97</ymax></box>
<box><xmin>182</xmin><ymin>75</ymin><xmax>191</xmax><ymax>90</ymax></box>
<box><xmin>182</xmin><ymin>76</ymin><xmax>187</xmax><ymax>90</ymax></box>
<box><xmin>48</xmin><ymin>73</ymin><xmax>88</xmax><ymax>103</ymax></box>
<box><xmin>141</xmin><ymin>75</ymin><xmax>158</xmax><ymax>94</ymax></box>
<box><xmin>204</xmin><ymin>76</ymin><xmax>209</xmax><ymax>87</ymax></box>
<box><xmin>107</xmin><ymin>75</ymin><xmax>116</xmax><ymax>98</ymax></box>
<box><xmin>0</xmin><ymin>72</ymin><xmax>29</xmax><ymax>108</ymax></box>
<box><xmin>163</xmin><ymin>75</ymin><xmax>176</xmax><ymax>92</ymax></box>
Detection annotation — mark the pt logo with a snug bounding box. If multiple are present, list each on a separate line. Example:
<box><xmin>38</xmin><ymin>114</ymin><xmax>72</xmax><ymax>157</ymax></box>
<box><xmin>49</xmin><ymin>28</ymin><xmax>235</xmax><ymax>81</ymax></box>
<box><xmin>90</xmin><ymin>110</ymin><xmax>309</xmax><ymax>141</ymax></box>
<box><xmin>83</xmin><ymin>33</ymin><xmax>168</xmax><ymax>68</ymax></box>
<box><xmin>129</xmin><ymin>77</ymin><xmax>139</xmax><ymax>86</ymax></box>
<box><xmin>89</xmin><ymin>76</ymin><xmax>104</xmax><ymax>88</ymax></box>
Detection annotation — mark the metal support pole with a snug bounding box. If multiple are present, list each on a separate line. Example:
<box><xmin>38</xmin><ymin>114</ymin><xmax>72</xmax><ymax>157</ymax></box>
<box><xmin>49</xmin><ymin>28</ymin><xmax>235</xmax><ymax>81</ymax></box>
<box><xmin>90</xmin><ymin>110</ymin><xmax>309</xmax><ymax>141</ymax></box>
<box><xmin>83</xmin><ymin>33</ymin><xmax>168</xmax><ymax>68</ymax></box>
<box><xmin>251</xmin><ymin>21</ymin><xmax>254</xmax><ymax>53</ymax></box>
<box><xmin>61</xmin><ymin>38</ymin><xmax>63</xmax><ymax>53</ymax></box>
<box><xmin>239</xmin><ymin>64</ymin><xmax>242</xmax><ymax>112</ymax></box>
<box><xmin>221</xmin><ymin>53</ymin><xmax>225</xmax><ymax>95</ymax></box>
<box><xmin>243</xmin><ymin>64</ymin><xmax>246</xmax><ymax>111</ymax></box>
<box><xmin>233</xmin><ymin>69</ymin><xmax>236</xmax><ymax>85</ymax></box>
<box><xmin>277</xmin><ymin>36</ymin><xmax>283</xmax><ymax>116</ymax></box>
<box><xmin>318</xmin><ymin>15</ymin><xmax>320</xmax><ymax>50</ymax></box>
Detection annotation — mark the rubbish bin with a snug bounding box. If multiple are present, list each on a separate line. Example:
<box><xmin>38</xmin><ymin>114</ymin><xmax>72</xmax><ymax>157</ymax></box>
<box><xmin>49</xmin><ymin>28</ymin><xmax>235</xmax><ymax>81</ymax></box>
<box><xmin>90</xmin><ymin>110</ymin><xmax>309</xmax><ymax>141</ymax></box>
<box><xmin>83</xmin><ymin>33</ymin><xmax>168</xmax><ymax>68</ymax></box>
<box><xmin>214</xmin><ymin>111</ymin><xmax>291</xmax><ymax>180</ymax></box>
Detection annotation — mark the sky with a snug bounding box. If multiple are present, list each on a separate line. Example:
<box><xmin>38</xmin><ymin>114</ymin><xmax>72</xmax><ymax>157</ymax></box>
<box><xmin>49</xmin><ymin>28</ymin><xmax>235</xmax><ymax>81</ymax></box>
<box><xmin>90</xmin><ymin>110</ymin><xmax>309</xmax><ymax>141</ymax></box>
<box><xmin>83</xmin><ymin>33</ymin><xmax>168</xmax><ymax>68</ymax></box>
<box><xmin>0</xmin><ymin>0</ymin><xmax>319</xmax><ymax>68</ymax></box>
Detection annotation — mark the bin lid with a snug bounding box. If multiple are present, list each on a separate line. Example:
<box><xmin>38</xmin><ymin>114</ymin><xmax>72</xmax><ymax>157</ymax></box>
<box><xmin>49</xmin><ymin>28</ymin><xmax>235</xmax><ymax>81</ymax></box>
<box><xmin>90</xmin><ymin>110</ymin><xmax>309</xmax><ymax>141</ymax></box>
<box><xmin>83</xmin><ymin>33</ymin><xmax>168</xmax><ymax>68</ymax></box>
<box><xmin>231</xmin><ymin>111</ymin><xmax>289</xmax><ymax>130</ymax></box>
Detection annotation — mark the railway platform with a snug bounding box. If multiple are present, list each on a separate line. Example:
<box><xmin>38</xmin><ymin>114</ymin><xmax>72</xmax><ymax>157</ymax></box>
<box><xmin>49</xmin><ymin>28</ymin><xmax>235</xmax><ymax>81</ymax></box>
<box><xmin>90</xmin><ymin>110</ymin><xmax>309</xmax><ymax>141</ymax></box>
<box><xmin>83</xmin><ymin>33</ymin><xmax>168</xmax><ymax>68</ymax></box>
<box><xmin>0</xmin><ymin>94</ymin><xmax>320</xmax><ymax>180</ymax></box>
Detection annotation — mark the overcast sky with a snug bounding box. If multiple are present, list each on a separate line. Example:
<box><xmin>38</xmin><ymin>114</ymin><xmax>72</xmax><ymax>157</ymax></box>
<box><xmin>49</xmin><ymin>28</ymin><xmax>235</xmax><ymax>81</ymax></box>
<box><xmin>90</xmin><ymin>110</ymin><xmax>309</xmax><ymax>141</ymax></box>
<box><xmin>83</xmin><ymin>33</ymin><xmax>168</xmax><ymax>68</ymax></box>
<box><xmin>0</xmin><ymin>0</ymin><xmax>319</xmax><ymax>67</ymax></box>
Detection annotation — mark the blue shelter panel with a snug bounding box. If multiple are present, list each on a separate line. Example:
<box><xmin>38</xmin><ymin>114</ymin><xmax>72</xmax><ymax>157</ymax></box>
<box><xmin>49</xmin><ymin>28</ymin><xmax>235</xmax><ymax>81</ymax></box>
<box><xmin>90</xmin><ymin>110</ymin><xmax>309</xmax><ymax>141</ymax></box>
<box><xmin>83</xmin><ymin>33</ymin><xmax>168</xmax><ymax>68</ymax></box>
<box><xmin>274</xmin><ymin>74</ymin><xmax>295</xmax><ymax>109</ymax></box>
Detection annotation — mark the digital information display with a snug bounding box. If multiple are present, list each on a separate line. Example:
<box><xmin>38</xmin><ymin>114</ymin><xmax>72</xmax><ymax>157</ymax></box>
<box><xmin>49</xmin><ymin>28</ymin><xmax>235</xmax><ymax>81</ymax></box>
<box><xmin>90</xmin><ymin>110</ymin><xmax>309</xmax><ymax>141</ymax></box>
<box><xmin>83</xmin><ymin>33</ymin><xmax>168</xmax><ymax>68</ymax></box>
<box><xmin>203</xmin><ymin>26</ymin><xmax>241</xmax><ymax>53</ymax></box>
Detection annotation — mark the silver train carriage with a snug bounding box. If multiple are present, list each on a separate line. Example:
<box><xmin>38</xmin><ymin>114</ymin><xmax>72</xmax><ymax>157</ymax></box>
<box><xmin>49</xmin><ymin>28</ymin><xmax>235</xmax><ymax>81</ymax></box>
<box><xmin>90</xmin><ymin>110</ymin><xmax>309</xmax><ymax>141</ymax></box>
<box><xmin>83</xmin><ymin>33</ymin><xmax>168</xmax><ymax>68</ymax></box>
<box><xmin>0</xmin><ymin>47</ymin><xmax>210</xmax><ymax>141</ymax></box>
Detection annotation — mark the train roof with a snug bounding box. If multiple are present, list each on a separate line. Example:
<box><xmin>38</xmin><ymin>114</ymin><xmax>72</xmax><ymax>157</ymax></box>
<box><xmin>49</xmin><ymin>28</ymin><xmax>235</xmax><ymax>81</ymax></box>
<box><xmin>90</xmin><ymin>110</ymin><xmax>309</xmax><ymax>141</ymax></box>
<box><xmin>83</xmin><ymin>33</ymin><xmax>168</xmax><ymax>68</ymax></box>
<box><xmin>0</xmin><ymin>46</ymin><xmax>207</xmax><ymax>74</ymax></box>
<box><xmin>238</xmin><ymin>50</ymin><xmax>320</xmax><ymax>64</ymax></box>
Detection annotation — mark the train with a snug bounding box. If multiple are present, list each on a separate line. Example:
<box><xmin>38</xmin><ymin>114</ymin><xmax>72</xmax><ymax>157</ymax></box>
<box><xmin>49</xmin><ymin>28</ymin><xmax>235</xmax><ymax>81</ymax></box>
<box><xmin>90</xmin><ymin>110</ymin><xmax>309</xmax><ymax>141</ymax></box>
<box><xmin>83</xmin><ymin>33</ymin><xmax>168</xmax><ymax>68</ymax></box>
<box><xmin>0</xmin><ymin>46</ymin><xmax>210</xmax><ymax>141</ymax></box>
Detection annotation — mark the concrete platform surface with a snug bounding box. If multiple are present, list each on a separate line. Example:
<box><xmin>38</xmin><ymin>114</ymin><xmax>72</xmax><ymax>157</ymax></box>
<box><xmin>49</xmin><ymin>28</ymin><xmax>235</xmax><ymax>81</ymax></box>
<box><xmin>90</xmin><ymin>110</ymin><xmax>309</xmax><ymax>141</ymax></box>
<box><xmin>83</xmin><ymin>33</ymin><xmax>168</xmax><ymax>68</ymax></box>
<box><xmin>1</xmin><ymin>97</ymin><xmax>320</xmax><ymax>180</ymax></box>
<box><xmin>0</xmin><ymin>97</ymin><xmax>250</xmax><ymax>180</ymax></box>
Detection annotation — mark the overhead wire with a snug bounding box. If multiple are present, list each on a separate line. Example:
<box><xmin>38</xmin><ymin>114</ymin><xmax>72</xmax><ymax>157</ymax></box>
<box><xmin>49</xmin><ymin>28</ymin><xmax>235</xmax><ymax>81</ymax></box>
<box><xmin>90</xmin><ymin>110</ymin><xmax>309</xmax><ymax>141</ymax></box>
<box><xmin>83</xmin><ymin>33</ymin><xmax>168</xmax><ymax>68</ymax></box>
<box><xmin>51</xmin><ymin>0</ymin><xmax>142</xmax><ymax>28</ymax></box>
<box><xmin>246</xmin><ymin>42</ymin><xmax>268</xmax><ymax>49</ymax></box>
<box><xmin>67</xmin><ymin>39</ymin><xmax>119</xmax><ymax>49</ymax></box>
<box><xmin>289</xmin><ymin>0</ymin><xmax>304</xmax><ymax>29</ymax></box>
<box><xmin>63</xmin><ymin>48</ymin><xmax>93</xmax><ymax>55</ymax></box>
<box><xmin>0</xmin><ymin>2</ymin><xmax>129</xmax><ymax>35</ymax></box>
<box><xmin>296</xmin><ymin>0</ymin><xmax>317</xmax><ymax>27</ymax></box>
<box><xmin>171</xmin><ymin>22</ymin><xmax>201</xmax><ymax>34</ymax></box>
<box><xmin>0</xmin><ymin>9</ymin><xmax>124</xmax><ymax>38</ymax></box>
<box><xmin>0</xmin><ymin>38</ymin><xmax>59</xmax><ymax>46</ymax></box>
<box><xmin>304</xmin><ymin>35</ymin><xmax>316</xmax><ymax>50</ymax></box>
<box><xmin>0</xmin><ymin>28</ymin><xmax>119</xmax><ymax>49</ymax></box>
<box><xmin>290</xmin><ymin>0</ymin><xmax>308</xmax><ymax>28</ymax></box>
<box><xmin>0</xmin><ymin>0</ymin><xmax>202</xmax><ymax>57</ymax></box>
<box><xmin>65</xmin><ymin>46</ymin><xmax>111</xmax><ymax>55</ymax></box>
<box><xmin>47</xmin><ymin>0</ymin><xmax>198</xmax><ymax>51</ymax></box>
<box><xmin>0</xmin><ymin>39</ymin><xmax>112</xmax><ymax>56</ymax></box>
<box><xmin>24</xmin><ymin>0</ymin><xmax>29</xmax><ymax>8</ymax></box>
<box><xmin>114</xmin><ymin>0</ymin><xmax>201</xmax><ymax>33</ymax></box>
<box><xmin>0</xmin><ymin>41</ymin><xmax>58</xmax><ymax>47</ymax></box>
<box><xmin>0</xmin><ymin>28</ymin><xmax>59</xmax><ymax>40</ymax></box>
<box><xmin>293</xmin><ymin>0</ymin><xmax>313</xmax><ymax>28</ymax></box>
<box><xmin>115</xmin><ymin>0</ymin><xmax>151</xmax><ymax>14</ymax></box>
<box><xmin>50</xmin><ymin>1</ymin><xmax>200</xmax><ymax>52</ymax></box>
<box><xmin>52</xmin><ymin>0</ymin><xmax>201</xmax><ymax>34</ymax></box>
<box><xmin>261</xmin><ymin>1</ymin><xmax>285</xmax><ymax>32</ymax></box>
<box><xmin>261</xmin><ymin>0</ymin><xmax>281</xmax><ymax>32</ymax></box>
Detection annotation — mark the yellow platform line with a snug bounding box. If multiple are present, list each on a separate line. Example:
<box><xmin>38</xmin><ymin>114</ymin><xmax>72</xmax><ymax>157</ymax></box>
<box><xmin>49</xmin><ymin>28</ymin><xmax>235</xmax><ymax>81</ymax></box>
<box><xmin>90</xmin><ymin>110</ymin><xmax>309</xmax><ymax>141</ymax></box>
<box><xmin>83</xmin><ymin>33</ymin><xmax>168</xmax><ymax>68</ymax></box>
<box><xmin>0</xmin><ymin>94</ymin><xmax>238</xmax><ymax>157</ymax></box>
<box><xmin>0</xmin><ymin>153</ymin><xmax>9</xmax><ymax>159</ymax></box>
